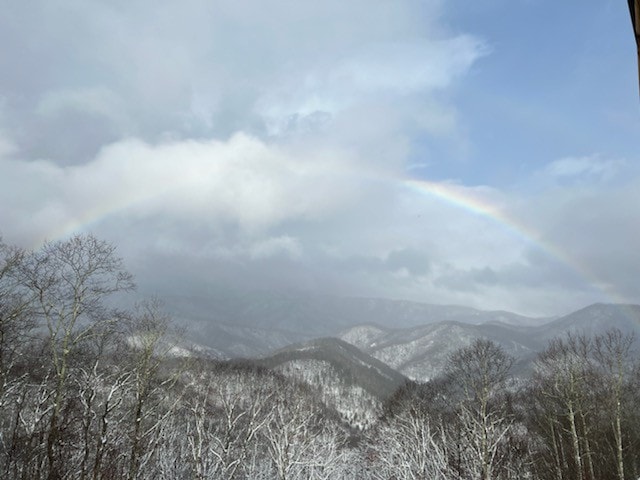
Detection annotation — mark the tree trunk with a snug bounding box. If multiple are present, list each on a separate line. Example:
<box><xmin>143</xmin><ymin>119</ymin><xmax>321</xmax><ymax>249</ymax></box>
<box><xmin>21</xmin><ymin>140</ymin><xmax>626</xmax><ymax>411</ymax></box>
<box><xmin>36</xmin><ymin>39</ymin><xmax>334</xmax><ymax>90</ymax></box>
<box><xmin>567</xmin><ymin>401</ymin><xmax>583</xmax><ymax>480</ymax></box>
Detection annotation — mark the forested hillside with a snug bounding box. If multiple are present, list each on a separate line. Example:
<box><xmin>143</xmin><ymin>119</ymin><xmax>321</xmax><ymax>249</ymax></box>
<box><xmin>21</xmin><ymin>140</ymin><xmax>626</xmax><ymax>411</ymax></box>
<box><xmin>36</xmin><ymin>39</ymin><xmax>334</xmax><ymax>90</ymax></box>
<box><xmin>1</xmin><ymin>235</ymin><xmax>639</xmax><ymax>479</ymax></box>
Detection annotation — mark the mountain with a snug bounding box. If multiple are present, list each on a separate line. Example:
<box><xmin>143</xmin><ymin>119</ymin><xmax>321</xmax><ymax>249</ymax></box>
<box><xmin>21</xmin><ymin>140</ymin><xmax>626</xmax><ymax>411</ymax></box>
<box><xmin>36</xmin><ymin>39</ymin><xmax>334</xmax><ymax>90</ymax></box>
<box><xmin>252</xmin><ymin>337</ymin><xmax>409</xmax><ymax>429</ymax></box>
<box><xmin>259</xmin><ymin>337</ymin><xmax>408</xmax><ymax>399</ymax></box>
<box><xmin>340</xmin><ymin>321</ymin><xmax>542</xmax><ymax>381</ymax></box>
<box><xmin>536</xmin><ymin>303</ymin><xmax>640</xmax><ymax>341</ymax></box>
<box><xmin>339</xmin><ymin>303</ymin><xmax>640</xmax><ymax>382</ymax></box>
<box><xmin>175</xmin><ymin>319</ymin><xmax>316</xmax><ymax>359</ymax></box>
<box><xmin>162</xmin><ymin>291</ymin><xmax>549</xmax><ymax>357</ymax></box>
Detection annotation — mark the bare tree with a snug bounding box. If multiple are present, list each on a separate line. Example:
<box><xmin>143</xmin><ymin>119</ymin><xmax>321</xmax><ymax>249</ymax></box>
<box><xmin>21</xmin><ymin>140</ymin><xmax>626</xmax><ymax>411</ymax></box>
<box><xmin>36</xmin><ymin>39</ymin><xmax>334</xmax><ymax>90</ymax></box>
<box><xmin>123</xmin><ymin>298</ymin><xmax>184</xmax><ymax>480</ymax></box>
<box><xmin>180</xmin><ymin>362</ymin><xmax>274</xmax><ymax>480</ymax></box>
<box><xmin>532</xmin><ymin>334</ymin><xmax>600</xmax><ymax>480</ymax></box>
<box><xmin>591</xmin><ymin>329</ymin><xmax>634</xmax><ymax>480</ymax></box>
<box><xmin>0</xmin><ymin>240</ymin><xmax>35</xmax><ymax>396</ymax></box>
<box><xmin>373</xmin><ymin>405</ymin><xmax>448</xmax><ymax>480</ymax></box>
<box><xmin>73</xmin><ymin>325</ymin><xmax>132</xmax><ymax>480</ymax></box>
<box><xmin>15</xmin><ymin>234</ymin><xmax>134</xmax><ymax>480</ymax></box>
<box><xmin>259</xmin><ymin>379</ymin><xmax>345</xmax><ymax>480</ymax></box>
<box><xmin>446</xmin><ymin>339</ymin><xmax>514</xmax><ymax>480</ymax></box>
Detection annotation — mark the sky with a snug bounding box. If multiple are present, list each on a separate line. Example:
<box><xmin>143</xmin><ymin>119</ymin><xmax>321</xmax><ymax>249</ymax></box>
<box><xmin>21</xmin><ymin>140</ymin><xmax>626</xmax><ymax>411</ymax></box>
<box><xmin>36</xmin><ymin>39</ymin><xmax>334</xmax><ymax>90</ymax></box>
<box><xmin>1</xmin><ymin>0</ymin><xmax>639</xmax><ymax>317</ymax></box>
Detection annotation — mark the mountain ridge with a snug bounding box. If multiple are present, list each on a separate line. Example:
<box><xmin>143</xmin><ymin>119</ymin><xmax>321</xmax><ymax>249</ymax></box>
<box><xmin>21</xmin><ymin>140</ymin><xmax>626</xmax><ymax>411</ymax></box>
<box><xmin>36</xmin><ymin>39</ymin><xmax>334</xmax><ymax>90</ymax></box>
<box><xmin>338</xmin><ymin>303</ymin><xmax>640</xmax><ymax>381</ymax></box>
<box><xmin>163</xmin><ymin>291</ymin><xmax>555</xmax><ymax>357</ymax></box>
<box><xmin>247</xmin><ymin>336</ymin><xmax>409</xmax><ymax>428</ymax></box>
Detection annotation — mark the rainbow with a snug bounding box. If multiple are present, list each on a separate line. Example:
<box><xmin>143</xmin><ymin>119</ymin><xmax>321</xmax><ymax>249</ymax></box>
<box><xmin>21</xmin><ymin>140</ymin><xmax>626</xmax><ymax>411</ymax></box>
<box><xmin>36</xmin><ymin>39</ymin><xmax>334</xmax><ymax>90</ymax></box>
<box><xmin>401</xmin><ymin>177</ymin><xmax>625</xmax><ymax>304</ymax></box>
<box><xmin>31</xmin><ymin>186</ymin><xmax>154</xmax><ymax>251</ymax></box>
<box><xmin>403</xmin><ymin>177</ymin><xmax>549</xmax><ymax>249</ymax></box>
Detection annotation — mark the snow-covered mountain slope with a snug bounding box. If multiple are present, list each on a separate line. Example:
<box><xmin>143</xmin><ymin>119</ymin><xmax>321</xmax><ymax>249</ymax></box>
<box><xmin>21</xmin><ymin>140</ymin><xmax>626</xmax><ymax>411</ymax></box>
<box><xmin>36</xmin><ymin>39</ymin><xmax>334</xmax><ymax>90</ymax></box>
<box><xmin>260</xmin><ymin>337</ymin><xmax>408</xmax><ymax>399</ymax></box>
<box><xmin>339</xmin><ymin>303</ymin><xmax>640</xmax><ymax>382</ymax></box>
<box><xmin>253</xmin><ymin>337</ymin><xmax>409</xmax><ymax>429</ymax></box>
<box><xmin>339</xmin><ymin>321</ymin><xmax>541</xmax><ymax>381</ymax></box>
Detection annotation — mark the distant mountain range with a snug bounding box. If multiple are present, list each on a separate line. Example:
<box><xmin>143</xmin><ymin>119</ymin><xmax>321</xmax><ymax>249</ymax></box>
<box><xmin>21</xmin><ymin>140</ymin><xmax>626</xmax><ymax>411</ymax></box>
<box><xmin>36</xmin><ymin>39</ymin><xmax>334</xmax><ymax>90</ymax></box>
<box><xmin>163</xmin><ymin>291</ymin><xmax>553</xmax><ymax>358</ymax></box>
<box><xmin>166</xmin><ymin>292</ymin><xmax>640</xmax><ymax>382</ymax></box>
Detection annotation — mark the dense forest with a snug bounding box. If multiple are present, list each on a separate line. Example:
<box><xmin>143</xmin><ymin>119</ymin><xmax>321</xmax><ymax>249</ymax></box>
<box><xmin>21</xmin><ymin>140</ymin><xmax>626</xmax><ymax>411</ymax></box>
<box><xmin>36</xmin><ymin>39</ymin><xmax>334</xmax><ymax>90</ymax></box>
<box><xmin>1</xmin><ymin>234</ymin><xmax>639</xmax><ymax>479</ymax></box>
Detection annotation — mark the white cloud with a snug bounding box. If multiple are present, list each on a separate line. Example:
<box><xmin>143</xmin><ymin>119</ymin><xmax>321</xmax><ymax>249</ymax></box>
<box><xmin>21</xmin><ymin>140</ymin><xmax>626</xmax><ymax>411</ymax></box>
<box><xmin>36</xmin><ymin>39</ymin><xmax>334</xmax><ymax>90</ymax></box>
<box><xmin>0</xmin><ymin>133</ymin><xmax>374</xmax><ymax>244</ymax></box>
<box><xmin>542</xmin><ymin>155</ymin><xmax>625</xmax><ymax>182</ymax></box>
<box><xmin>256</xmin><ymin>35</ymin><xmax>487</xmax><ymax>134</ymax></box>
